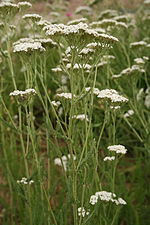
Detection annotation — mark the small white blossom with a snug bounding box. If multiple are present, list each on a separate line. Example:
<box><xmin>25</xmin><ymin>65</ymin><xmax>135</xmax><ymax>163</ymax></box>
<box><xmin>9</xmin><ymin>89</ymin><xmax>36</xmax><ymax>97</ymax></box>
<box><xmin>18</xmin><ymin>2</ymin><xmax>32</xmax><ymax>9</ymax></box>
<box><xmin>67</xmin><ymin>18</ymin><xmax>88</xmax><ymax>25</ymax></box>
<box><xmin>51</xmin><ymin>101</ymin><xmax>61</xmax><ymax>107</ymax></box>
<box><xmin>13</xmin><ymin>42</ymin><xmax>45</xmax><ymax>53</ymax></box>
<box><xmin>77</xmin><ymin>207</ymin><xmax>89</xmax><ymax>217</ymax></box>
<box><xmin>113</xmin><ymin>65</ymin><xmax>145</xmax><ymax>78</ymax></box>
<box><xmin>17</xmin><ymin>177</ymin><xmax>34</xmax><ymax>185</ymax></box>
<box><xmin>54</xmin><ymin>154</ymin><xmax>76</xmax><ymax>171</ymax></box>
<box><xmin>56</xmin><ymin>92</ymin><xmax>76</xmax><ymax>99</ymax></box>
<box><xmin>85</xmin><ymin>87</ymin><xmax>100</xmax><ymax>95</ymax></box>
<box><xmin>72</xmin><ymin>114</ymin><xmax>89</xmax><ymax>122</ymax></box>
<box><xmin>103</xmin><ymin>156</ymin><xmax>115</xmax><ymax>161</ymax></box>
<box><xmin>51</xmin><ymin>67</ymin><xmax>62</xmax><ymax>72</ymax></box>
<box><xmin>123</xmin><ymin>110</ymin><xmax>134</xmax><ymax>118</ymax></box>
<box><xmin>75</xmin><ymin>6</ymin><xmax>91</xmax><ymax>14</ymax></box>
<box><xmin>89</xmin><ymin>195</ymin><xmax>98</xmax><ymax>205</ymax></box>
<box><xmin>22</xmin><ymin>13</ymin><xmax>42</xmax><ymax>21</ymax></box>
<box><xmin>107</xmin><ymin>145</ymin><xmax>127</xmax><ymax>154</ymax></box>
<box><xmin>90</xmin><ymin>191</ymin><xmax>126</xmax><ymax>205</ymax></box>
<box><xmin>130</xmin><ymin>41</ymin><xmax>147</xmax><ymax>48</ymax></box>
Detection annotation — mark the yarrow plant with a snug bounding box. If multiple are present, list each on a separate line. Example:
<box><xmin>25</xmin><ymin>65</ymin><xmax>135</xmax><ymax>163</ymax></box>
<box><xmin>0</xmin><ymin>1</ymin><xmax>149</xmax><ymax>225</ymax></box>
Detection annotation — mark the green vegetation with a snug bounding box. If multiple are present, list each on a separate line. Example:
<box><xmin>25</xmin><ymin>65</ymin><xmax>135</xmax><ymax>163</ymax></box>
<box><xmin>0</xmin><ymin>1</ymin><xmax>150</xmax><ymax>225</ymax></box>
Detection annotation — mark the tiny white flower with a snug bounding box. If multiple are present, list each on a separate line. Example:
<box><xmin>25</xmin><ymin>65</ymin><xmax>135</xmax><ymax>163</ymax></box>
<box><xmin>107</xmin><ymin>145</ymin><xmax>127</xmax><ymax>154</ymax></box>
<box><xmin>89</xmin><ymin>195</ymin><xmax>98</xmax><ymax>205</ymax></box>
<box><xmin>56</xmin><ymin>93</ymin><xmax>76</xmax><ymax>99</ymax></box>
<box><xmin>103</xmin><ymin>156</ymin><xmax>115</xmax><ymax>161</ymax></box>
<box><xmin>123</xmin><ymin>110</ymin><xmax>134</xmax><ymax>118</ymax></box>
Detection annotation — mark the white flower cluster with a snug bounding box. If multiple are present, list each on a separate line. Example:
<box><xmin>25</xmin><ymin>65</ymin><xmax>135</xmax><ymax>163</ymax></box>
<box><xmin>97</xmin><ymin>89</ymin><xmax>128</xmax><ymax>104</ymax></box>
<box><xmin>51</xmin><ymin>67</ymin><xmax>62</xmax><ymax>72</ymax></box>
<box><xmin>54</xmin><ymin>154</ymin><xmax>76</xmax><ymax>171</ymax></box>
<box><xmin>36</xmin><ymin>19</ymin><xmax>51</xmax><ymax>27</ymax></box>
<box><xmin>98</xmin><ymin>9</ymin><xmax>118</xmax><ymax>20</ymax></box>
<box><xmin>51</xmin><ymin>101</ymin><xmax>61</xmax><ymax>107</ymax></box>
<box><xmin>67</xmin><ymin>17</ymin><xmax>88</xmax><ymax>25</ymax></box>
<box><xmin>0</xmin><ymin>2</ymin><xmax>19</xmax><ymax>15</ymax></box>
<box><xmin>66</xmin><ymin>63</ymin><xmax>91</xmax><ymax>72</ymax></box>
<box><xmin>79</xmin><ymin>42</ymin><xmax>112</xmax><ymax>56</ymax></box>
<box><xmin>134</xmin><ymin>56</ymin><xmax>148</xmax><ymax>64</ymax></box>
<box><xmin>72</xmin><ymin>114</ymin><xmax>89</xmax><ymax>122</ymax></box>
<box><xmin>22</xmin><ymin>13</ymin><xmax>42</xmax><ymax>21</ymax></box>
<box><xmin>103</xmin><ymin>156</ymin><xmax>115</xmax><ymax>161</ymax></box>
<box><xmin>44</xmin><ymin>22</ymin><xmax>88</xmax><ymax>36</ymax></box>
<box><xmin>0</xmin><ymin>2</ymin><xmax>19</xmax><ymax>9</ymax></box>
<box><xmin>13</xmin><ymin>38</ymin><xmax>53</xmax><ymax>53</ymax></box>
<box><xmin>13</xmin><ymin>42</ymin><xmax>45</xmax><ymax>53</ymax></box>
<box><xmin>123</xmin><ymin>109</ymin><xmax>134</xmax><ymax>118</ymax></box>
<box><xmin>9</xmin><ymin>88</ymin><xmax>36</xmax><ymax>97</ymax></box>
<box><xmin>17</xmin><ymin>177</ymin><xmax>34</xmax><ymax>185</ymax></box>
<box><xmin>43</xmin><ymin>22</ymin><xmax>118</xmax><ymax>43</ymax></box>
<box><xmin>90</xmin><ymin>191</ymin><xmax>127</xmax><ymax>205</ymax></box>
<box><xmin>90</xmin><ymin>19</ymin><xmax>128</xmax><ymax>29</ymax></box>
<box><xmin>13</xmin><ymin>38</ymin><xmax>57</xmax><ymax>53</ymax></box>
<box><xmin>18</xmin><ymin>2</ymin><xmax>32</xmax><ymax>9</ymax></box>
<box><xmin>114</xmin><ymin>14</ymin><xmax>133</xmax><ymax>22</ymax></box>
<box><xmin>75</xmin><ymin>6</ymin><xmax>91</xmax><ymax>14</ymax></box>
<box><xmin>130</xmin><ymin>41</ymin><xmax>147</xmax><ymax>48</ymax></box>
<box><xmin>77</xmin><ymin>207</ymin><xmax>90</xmax><ymax>217</ymax></box>
<box><xmin>107</xmin><ymin>145</ymin><xmax>127</xmax><ymax>154</ymax></box>
<box><xmin>112</xmin><ymin>64</ymin><xmax>145</xmax><ymax>78</ymax></box>
<box><xmin>85</xmin><ymin>87</ymin><xmax>100</xmax><ymax>95</ymax></box>
<box><xmin>56</xmin><ymin>92</ymin><xmax>76</xmax><ymax>99</ymax></box>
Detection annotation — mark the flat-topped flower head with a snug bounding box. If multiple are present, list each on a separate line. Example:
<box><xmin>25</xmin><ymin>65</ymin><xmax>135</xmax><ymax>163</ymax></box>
<box><xmin>123</xmin><ymin>110</ymin><xmax>134</xmax><ymax>118</ymax></box>
<box><xmin>36</xmin><ymin>19</ymin><xmax>51</xmax><ymax>28</ymax></box>
<box><xmin>134</xmin><ymin>57</ymin><xmax>148</xmax><ymax>64</ymax></box>
<box><xmin>13</xmin><ymin>38</ymin><xmax>46</xmax><ymax>54</ymax></box>
<box><xmin>90</xmin><ymin>190</ymin><xmax>127</xmax><ymax>205</ymax></box>
<box><xmin>98</xmin><ymin>9</ymin><xmax>118</xmax><ymax>20</ymax></box>
<box><xmin>22</xmin><ymin>13</ymin><xmax>42</xmax><ymax>22</ymax></box>
<box><xmin>51</xmin><ymin>101</ymin><xmax>61</xmax><ymax>107</ymax></box>
<box><xmin>107</xmin><ymin>145</ymin><xmax>127</xmax><ymax>154</ymax></box>
<box><xmin>54</xmin><ymin>154</ymin><xmax>76</xmax><ymax>171</ymax></box>
<box><xmin>13</xmin><ymin>42</ymin><xmax>45</xmax><ymax>53</ymax></box>
<box><xmin>18</xmin><ymin>2</ymin><xmax>32</xmax><ymax>10</ymax></box>
<box><xmin>97</xmin><ymin>89</ymin><xmax>128</xmax><ymax>104</ymax></box>
<box><xmin>103</xmin><ymin>156</ymin><xmax>115</xmax><ymax>161</ymax></box>
<box><xmin>92</xmin><ymin>19</ymin><xmax>128</xmax><ymax>29</ymax></box>
<box><xmin>0</xmin><ymin>2</ymin><xmax>19</xmax><ymax>17</ymax></box>
<box><xmin>112</xmin><ymin>65</ymin><xmax>145</xmax><ymax>79</ymax></box>
<box><xmin>67</xmin><ymin>17</ymin><xmax>88</xmax><ymax>25</ymax></box>
<box><xmin>36</xmin><ymin>38</ymin><xmax>57</xmax><ymax>48</ymax></box>
<box><xmin>43</xmin><ymin>22</ymin><xmax>118</xmax><ymax>46</ymax></box>
<box><xmin>44</xmin><ymin>22</ymin><xmax>88</xmax><ymax>36</ymax></box>
<box><xmin>56</xmin><ymin>92</ymin><xmax>76</xmax><ymax>99</ymax></box>
<box><xmin>72</xmin><ymin>114</ymin><xmax>89</xmax><ymax>122</ymax></box>
<box><xmin>130</xmin><ymin>41</ymin><xmax>147</xmax><ymax>48</ymax></box>
<box><xmin>85</xmin><ymin>87</ymin><xmax>100</xmax><ymax>95</ymax></box>
<box><xmin>75</xmin><ymin>6</ymin><xmax>91</xmax><ymax>14</ymax></box>
<box><xmin>51</xmin><ymin>67</ymin><xmax>62</xmax><ymax>73</ymax></box>
<box><xmin>66</xmin><ymin>63</ymin><xmax>92</xmax><ymax>72</ymax></box>
<box><xmin>9</xmin><ymin>88</ymin><xmax>36</xmax><ymax>103</ymax></box>
<box><xmin>17</xmin><ymin>177</ymin><xmax>34</xmax><ymax>185</ymax></box>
